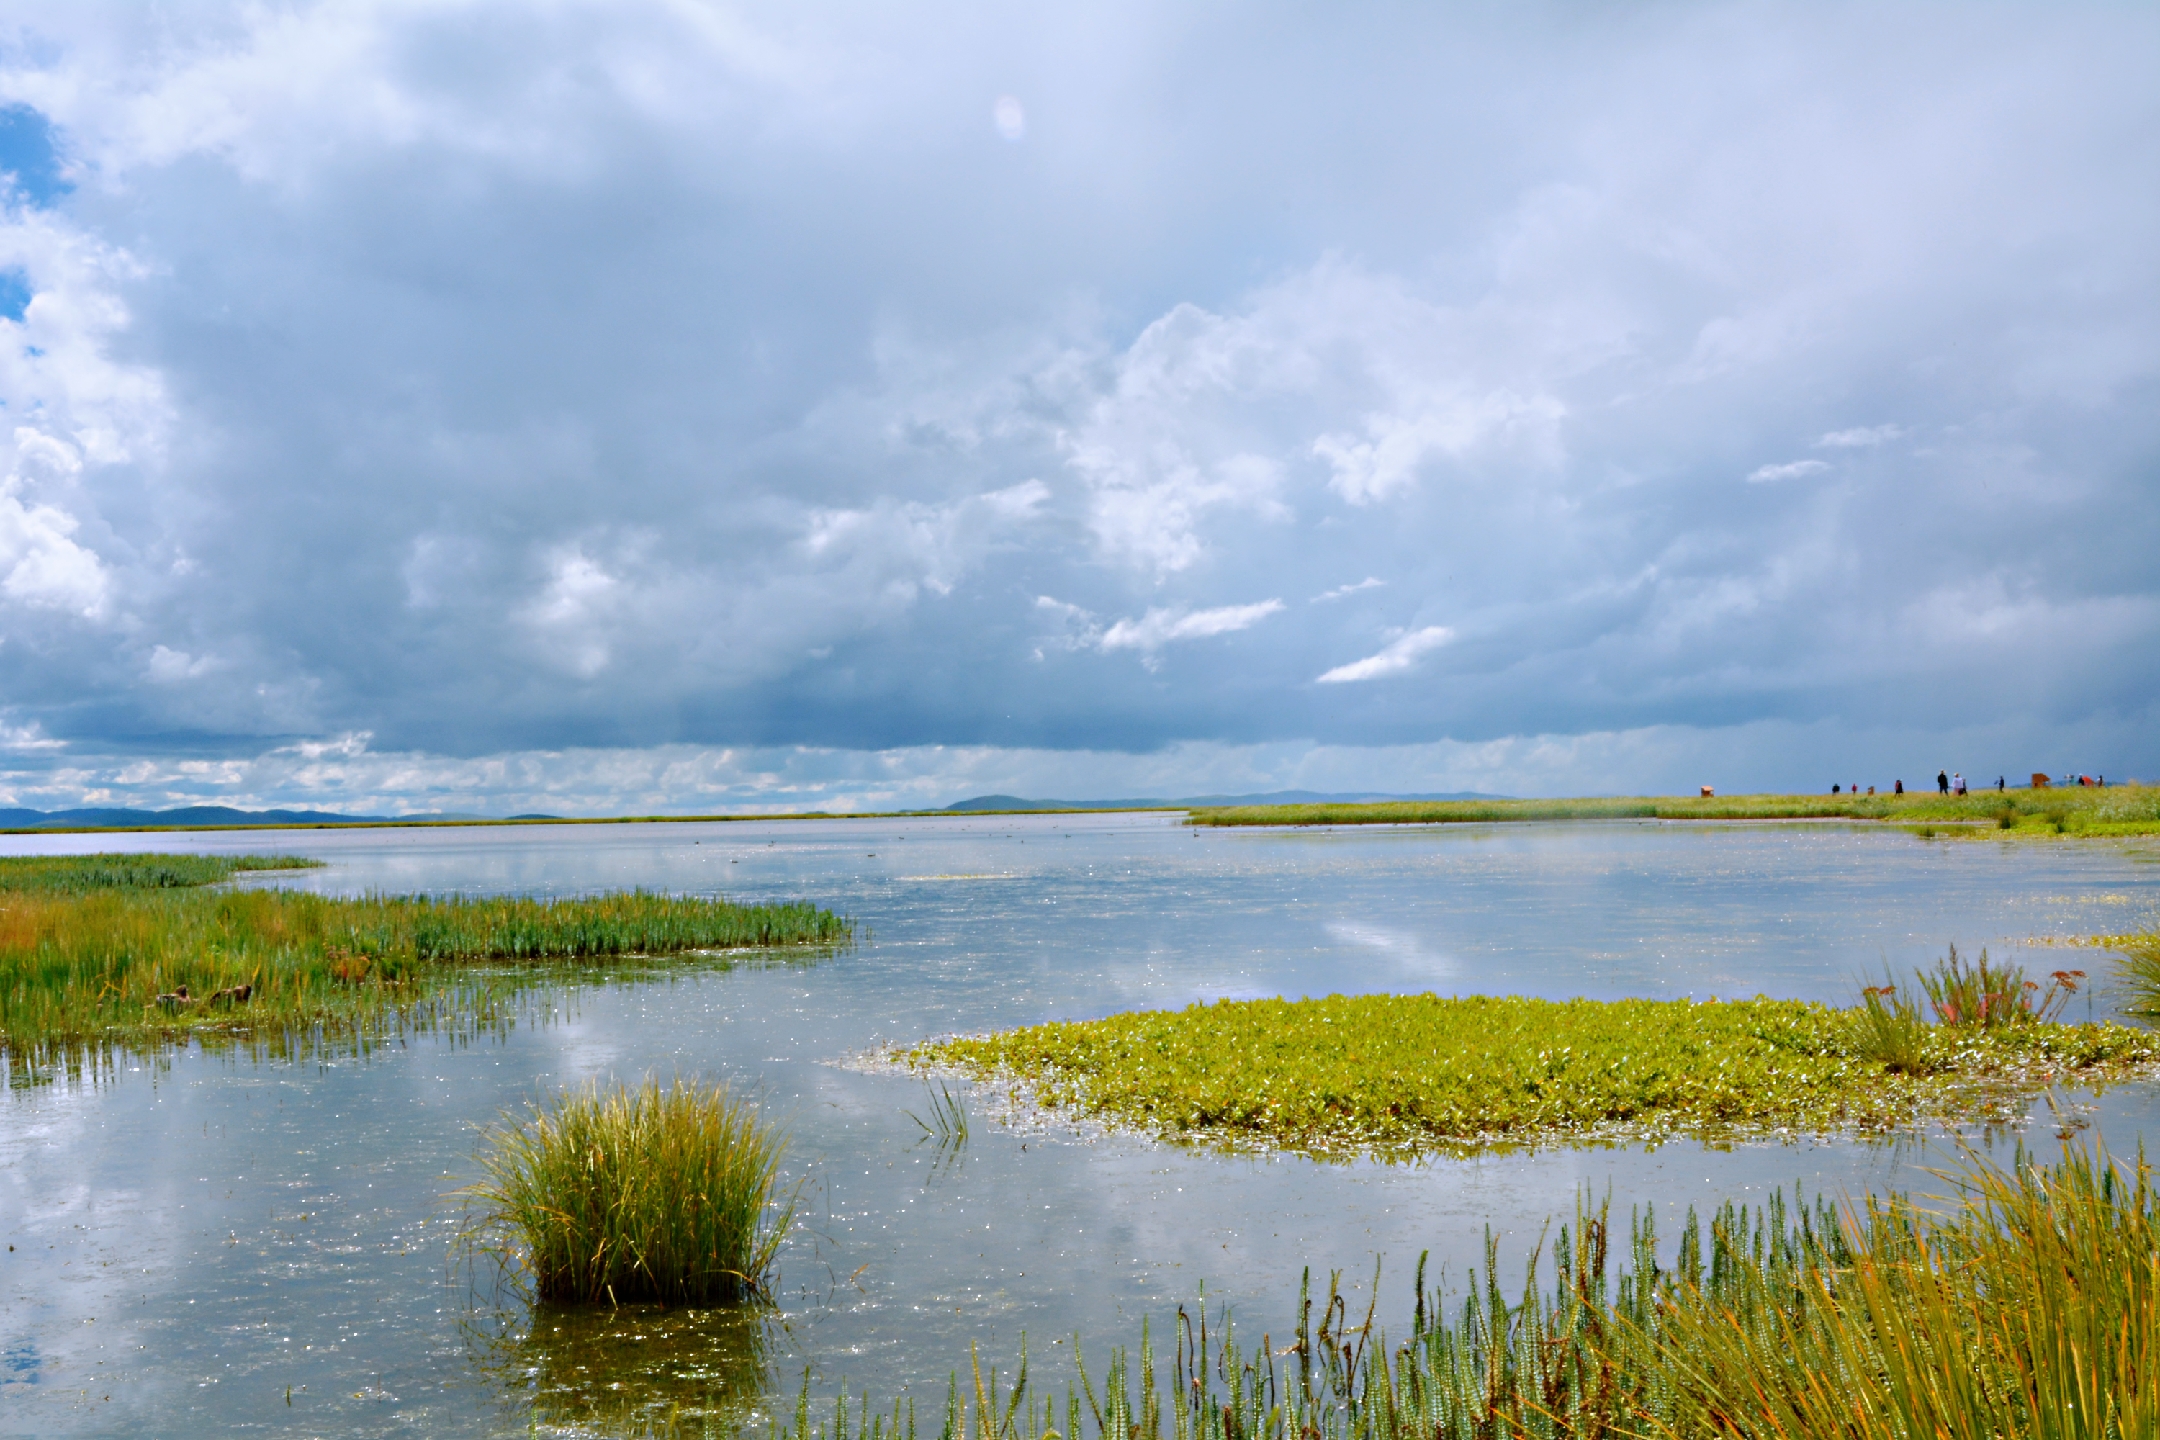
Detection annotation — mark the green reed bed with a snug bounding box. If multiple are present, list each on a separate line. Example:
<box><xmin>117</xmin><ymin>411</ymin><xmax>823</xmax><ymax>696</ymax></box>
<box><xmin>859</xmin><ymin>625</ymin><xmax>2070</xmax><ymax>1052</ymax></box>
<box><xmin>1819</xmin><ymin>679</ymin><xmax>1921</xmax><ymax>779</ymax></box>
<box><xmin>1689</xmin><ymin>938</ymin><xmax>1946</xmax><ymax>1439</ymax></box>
<box><xmin>1188</xmin><ymin>783</ymin><xmax>2160</xmax><ymax>834</ymax></box>
<box><xmin>772</xmin><ymin>1141</ymin><xmax>2155</xmax><ymax>1440</ymax></box>
<box><xmin>0</xmin><ymin>852</ymin><xmax>850</xmax><ymax>1069</ymax></box>
<box><xmin>461</xmin><ymin>1077</ymin><xmax>795</xmax><ymax>1307</ymax></box>
<box><xmin>911</xmin><ymin>961</ymin><xmax>2154</xmax><ymax>1158</ymax></box>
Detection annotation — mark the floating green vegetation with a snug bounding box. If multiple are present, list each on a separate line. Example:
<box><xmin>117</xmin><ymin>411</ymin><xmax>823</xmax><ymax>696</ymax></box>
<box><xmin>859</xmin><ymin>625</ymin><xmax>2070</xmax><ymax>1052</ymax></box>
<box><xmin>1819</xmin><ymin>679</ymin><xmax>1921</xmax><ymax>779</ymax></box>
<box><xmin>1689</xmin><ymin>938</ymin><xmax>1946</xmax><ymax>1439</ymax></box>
<box><xmin>461</xmin><ymin>1077</ymin><xmax>795</xmax><ymax>1307</ymax></box>
<box><xmin>773</xmin><ymin>1141</ymin><xmax>2156</xmax><ymax>1440</ymax></box>
<box><xmin>1188</xmin><ymin>782</ymin><xmax>2160</xmax><ymax>835</ymax></box>
<box><xmin>0</xmin><ymin>852</ymin><xmax>850</xmax><ymax>1074</ymax></box>
<box><xmin>912</xmin><ymin>957</ymin><xmax>2153</xmax><ymax>1157</ymax></box>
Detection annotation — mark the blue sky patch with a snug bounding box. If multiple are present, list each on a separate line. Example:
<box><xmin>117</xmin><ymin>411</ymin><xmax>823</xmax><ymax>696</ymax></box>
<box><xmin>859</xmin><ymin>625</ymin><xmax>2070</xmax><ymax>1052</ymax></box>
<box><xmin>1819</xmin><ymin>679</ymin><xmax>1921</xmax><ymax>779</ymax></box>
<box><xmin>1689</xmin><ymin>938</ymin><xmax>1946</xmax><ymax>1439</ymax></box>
<box><xmin>0</xmin><ymin>104</ymin><xmax>68</xmax><ymax>207</ymax></box>
<box><xmin>0</xmin><ymin>268</ymin><xmax>30</xmax><ymax>323</ymax></box>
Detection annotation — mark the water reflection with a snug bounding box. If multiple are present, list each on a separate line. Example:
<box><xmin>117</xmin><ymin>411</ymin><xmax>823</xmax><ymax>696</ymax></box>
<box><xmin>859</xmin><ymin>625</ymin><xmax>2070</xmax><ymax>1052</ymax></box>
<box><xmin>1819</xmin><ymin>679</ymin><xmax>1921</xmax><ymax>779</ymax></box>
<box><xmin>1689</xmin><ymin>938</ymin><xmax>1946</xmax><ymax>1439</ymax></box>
<box><xmin>471</xmin><ymin>1302</ymin><xmax>772</xmax><ymax>1435</ymax></box>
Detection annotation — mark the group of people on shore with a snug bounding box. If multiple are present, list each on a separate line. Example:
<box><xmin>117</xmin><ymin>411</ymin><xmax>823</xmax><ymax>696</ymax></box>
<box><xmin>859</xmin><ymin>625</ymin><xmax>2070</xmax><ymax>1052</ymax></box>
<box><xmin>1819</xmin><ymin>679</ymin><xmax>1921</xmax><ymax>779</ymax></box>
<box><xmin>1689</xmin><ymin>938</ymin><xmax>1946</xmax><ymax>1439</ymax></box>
<box><xmin>1828</xmin><ymin>771</ymin><xmax>2105</xmax><ymax>796</ymax></box>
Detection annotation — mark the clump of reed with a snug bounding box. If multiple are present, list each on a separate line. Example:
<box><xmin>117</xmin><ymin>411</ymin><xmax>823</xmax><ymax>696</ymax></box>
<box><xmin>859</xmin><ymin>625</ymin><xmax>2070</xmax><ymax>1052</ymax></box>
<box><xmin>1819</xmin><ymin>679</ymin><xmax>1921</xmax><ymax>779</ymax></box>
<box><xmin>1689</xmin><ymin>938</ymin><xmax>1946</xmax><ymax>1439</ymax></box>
<box><xmin>0</xmin><ymin>854</ymin><xmax>850</xmax><ymax>1068</ymax></box>
<box><xmin>463</xmin><ymin>1077</ymin><xmax>794</xmax><ymax>1307</ymax></box>
<box><xmin>770</xmin><ymin>1141</ymin><xmax>2156</xmax><ymax>1440</ymax></box>
<box><xmin>2122</xmin><ymin>938</ymin><xmax>2160</xmax><ymax>1021</ymax></box>
<box><xmin>912</xmin><ymin>984</ymin><xmax>2153</xmax><ymax>1158</ymax></box>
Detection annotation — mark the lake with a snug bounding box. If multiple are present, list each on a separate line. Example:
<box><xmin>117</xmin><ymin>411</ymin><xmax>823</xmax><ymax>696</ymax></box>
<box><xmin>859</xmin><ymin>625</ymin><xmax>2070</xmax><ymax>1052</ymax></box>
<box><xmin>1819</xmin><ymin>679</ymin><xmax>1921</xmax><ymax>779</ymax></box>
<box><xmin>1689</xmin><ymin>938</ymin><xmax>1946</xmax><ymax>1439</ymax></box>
<box><xmin>4</xmin><ymin>813</ymin><xmax>2158</xmax><ymax>1435</ymax></box>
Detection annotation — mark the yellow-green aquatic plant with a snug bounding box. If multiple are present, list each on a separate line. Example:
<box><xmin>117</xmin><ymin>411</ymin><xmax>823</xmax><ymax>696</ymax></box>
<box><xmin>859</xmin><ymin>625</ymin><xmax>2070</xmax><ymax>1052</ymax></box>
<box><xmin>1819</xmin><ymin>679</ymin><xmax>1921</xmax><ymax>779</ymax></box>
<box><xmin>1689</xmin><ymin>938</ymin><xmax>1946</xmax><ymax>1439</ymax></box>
<box><xmin>464</xmin><ymin>1076</ymin><xmax>794</xmax><ymax>1306</ymax></box>
<box><xmin>915</xmin><ymin>991</ymin><xmax>2156</xmax><ymax>1157</ymax></box>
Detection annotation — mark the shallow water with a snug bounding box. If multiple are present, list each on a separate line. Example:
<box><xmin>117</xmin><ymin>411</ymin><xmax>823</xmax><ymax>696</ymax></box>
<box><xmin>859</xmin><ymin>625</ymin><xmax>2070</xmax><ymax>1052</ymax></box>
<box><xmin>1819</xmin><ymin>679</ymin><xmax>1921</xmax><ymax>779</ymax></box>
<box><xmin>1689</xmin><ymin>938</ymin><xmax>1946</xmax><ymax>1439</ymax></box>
<box><xmin>3</xmin><ymin>814</ymin><xmax>2157</xmax><ymax>1436</ymax></box>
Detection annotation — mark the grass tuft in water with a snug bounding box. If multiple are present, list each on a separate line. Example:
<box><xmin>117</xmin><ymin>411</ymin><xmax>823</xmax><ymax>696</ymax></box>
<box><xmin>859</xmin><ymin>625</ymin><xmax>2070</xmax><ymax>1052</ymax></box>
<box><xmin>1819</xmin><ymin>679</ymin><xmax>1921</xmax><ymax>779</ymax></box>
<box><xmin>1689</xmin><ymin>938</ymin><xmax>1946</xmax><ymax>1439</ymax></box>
<box><xmin>905</xmin><ymin>1076</ymin><xmax>971</xmax><ymax>1148</ymax></box>
<box><xmin>462</xmin><ymin>1077</ymin><xmax>794</xmax><ymax>1307</ymax></box>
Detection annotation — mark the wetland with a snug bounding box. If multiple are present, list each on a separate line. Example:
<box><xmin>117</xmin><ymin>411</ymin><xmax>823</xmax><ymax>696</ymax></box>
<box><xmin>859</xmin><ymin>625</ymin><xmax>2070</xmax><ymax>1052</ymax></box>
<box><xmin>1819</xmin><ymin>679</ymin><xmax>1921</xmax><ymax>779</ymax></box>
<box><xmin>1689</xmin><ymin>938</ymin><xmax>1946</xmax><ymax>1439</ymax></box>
<box><xmin>3</xmin><ymin>812</ymin><xmax>2159</xmax><ymax>1435</ymax></box>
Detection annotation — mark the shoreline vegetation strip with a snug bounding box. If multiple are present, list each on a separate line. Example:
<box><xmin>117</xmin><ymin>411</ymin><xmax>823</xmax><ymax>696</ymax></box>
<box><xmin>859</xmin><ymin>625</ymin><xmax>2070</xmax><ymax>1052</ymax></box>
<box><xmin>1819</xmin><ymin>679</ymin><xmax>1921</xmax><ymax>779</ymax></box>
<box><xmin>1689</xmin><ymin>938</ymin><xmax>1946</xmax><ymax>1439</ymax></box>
<box><xmin>1187</xmin><ymin>782</ymin><xmax>2160</xmax><ymax>835</ymax></box>
<box><xmin>0</xmin><ymin>852</ymin><xmax>850</xmax><ymax>1069</ymax></box>
<box><xmin>912</xmin><ymin>984</ymin><xmax>2160</xmax><ymax>1157</ymax></box>
<box><xmin>768</xmin><ymin>1141</ymin><xmax>2155</xmax><ymax>1440</ymax></box>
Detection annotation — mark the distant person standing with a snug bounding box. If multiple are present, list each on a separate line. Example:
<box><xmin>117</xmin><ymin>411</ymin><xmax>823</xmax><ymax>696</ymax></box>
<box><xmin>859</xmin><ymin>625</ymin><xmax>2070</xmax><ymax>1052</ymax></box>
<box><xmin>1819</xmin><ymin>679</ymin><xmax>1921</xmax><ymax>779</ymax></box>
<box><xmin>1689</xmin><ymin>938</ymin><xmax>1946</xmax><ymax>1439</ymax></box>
<box><xmin>1938</xmin><ymin>770</ymin><xmax>1949</xmax><ymax>795</ymax></box>
<box><xmin>1954</xmin><ymin>773</ymin><xmax>1966</xmax><ymax>795</ymax></box>
<box><xmin>1832</xmin><ymin>784</ymin><xmax>1840</xmax><ymax>794</ymax></box>
<box><xmin>1998</xmin><ymin>777</ymin><xmax>2005</xmax><ymax>792</ymax></box>
<box><xmin>1895</xmin><ymin>779</ymin><xmax>1904</xmax><ymax>795</ymax></box>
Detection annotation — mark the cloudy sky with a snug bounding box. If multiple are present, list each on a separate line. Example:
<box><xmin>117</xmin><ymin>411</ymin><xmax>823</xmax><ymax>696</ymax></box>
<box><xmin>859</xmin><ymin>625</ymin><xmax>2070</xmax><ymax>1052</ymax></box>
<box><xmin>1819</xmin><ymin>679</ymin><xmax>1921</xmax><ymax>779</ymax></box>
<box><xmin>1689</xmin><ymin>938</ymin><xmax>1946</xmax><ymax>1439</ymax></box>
<box><xmin>0</xmin><ymin>2</ymin><xmax>2154</xmax><ymax>815</ymax></box>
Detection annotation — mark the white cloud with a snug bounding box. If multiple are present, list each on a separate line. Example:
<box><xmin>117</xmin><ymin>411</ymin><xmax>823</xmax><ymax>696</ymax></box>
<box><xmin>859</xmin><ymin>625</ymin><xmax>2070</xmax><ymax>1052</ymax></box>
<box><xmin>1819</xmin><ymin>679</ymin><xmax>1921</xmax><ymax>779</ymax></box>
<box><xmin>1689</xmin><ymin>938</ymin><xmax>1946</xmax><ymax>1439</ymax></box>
<box><xmin>1745</xmin><ymin>459</ymin><xmax>1830</xmax><ymax>484</ymax></box>
<box><xmin>1097</xmin><ymin>600</ymin><xmax>1284</xmax><ymax>659</ymax></box>
<box><xmin>0</xmin><ymin>482</ymin><xmax>108</xmax><ymax>618</ymax></box>
<box><xmin>145</xmin><ymin>645</ymin><xmax>218</xmax><ymax>682</ymax></box>
<box><xmin>1316</xmin><ymin>625</ymin><xmax>1454</xmax><ymax>683</ymax></box>
<box><xmin>1817</xmin><ymin>424</ymin><xmax>1904</xmax><ymax>448</ymax></box>
<box><xmin>1311</xmin><ymin>577</ymin><xmax>1384</xmax><ymax>603</ymax></box>
<box><xmin>516</xmin><ymin>548</ymin><xmax>621</xmax><ymax>678</ymax></box>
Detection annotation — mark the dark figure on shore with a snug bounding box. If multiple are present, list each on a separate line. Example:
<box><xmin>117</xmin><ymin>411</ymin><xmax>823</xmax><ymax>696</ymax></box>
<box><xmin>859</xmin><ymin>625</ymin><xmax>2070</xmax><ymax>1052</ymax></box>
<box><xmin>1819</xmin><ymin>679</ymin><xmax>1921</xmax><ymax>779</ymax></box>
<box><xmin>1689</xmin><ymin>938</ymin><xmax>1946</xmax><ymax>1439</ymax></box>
<box><xmin>1832</xmin><ymin>784</ymin><xmax>1840</xmax><ymax>794</ymax></box>
<box><xmin>1895</xmin><ymin>779</ymin><xmax>1903</xmax><ymax>795</ymax></box>
<box><xmin>1938</xmin><ymin>770</ymin><xmax>1950</xmax><ymax>795</ymax></box>
<box><xmin>1998</xmin><ymin>777</ymin><xmax>2005</xmax><ymax>792</ymax></box>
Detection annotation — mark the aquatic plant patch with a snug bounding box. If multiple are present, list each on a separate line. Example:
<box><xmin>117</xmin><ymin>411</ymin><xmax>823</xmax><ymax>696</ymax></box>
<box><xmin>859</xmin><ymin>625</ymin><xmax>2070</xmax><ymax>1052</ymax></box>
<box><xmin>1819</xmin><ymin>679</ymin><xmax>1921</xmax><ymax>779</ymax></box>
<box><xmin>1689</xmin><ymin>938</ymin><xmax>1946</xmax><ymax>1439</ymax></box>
<box><xmin>0</xmin><ymin>853</ymin><xmax>851</xmax><ymax>1069</ymax></box>
<box><xmin>913</xmin><ymin>991</ymin><xmax>2158</xmax><ymax>1155</ymax></box>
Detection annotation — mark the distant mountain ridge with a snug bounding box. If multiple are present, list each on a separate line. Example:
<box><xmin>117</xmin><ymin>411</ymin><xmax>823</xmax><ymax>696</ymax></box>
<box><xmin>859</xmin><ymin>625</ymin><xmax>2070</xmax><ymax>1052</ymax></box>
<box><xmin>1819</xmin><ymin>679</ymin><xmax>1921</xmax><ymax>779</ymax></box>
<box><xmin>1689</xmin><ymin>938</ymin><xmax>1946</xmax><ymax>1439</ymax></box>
<box><xmin>941</xmin><ymin>790</ymin><xmax>1510</xmax><ymax>812</ymax></box>
<box><xmin>0</xmin><ymin>805</ymin><xmax>546</xmax><ymax>830</ymax></box>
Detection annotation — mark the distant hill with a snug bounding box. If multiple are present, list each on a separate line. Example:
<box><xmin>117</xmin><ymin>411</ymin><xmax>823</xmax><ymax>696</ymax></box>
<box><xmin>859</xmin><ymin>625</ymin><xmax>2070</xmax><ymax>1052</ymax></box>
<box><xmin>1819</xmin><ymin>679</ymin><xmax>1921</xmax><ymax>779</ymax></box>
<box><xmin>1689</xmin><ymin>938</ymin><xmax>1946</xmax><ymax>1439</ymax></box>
<box><xmin>941</xmin><ymin>790</ymin><xmax>1510</xmax><ymax>812</ymax></box>
<box><xmin>0</xmin><ymin>805</ymin><xmax>562</xmax><ymax>830</ymax></box>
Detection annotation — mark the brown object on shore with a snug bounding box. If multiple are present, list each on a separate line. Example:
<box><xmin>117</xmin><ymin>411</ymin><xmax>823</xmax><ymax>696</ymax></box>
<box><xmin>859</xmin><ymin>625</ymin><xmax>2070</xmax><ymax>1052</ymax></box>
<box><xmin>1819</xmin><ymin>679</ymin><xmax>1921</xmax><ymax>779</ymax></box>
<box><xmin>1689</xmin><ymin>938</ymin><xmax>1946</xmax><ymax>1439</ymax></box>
<box><xmin>1700</xmin><ymin>785</ymin><xmax>1715</xmax><ymax>797</ymax></box>
<box><xmin>2032</xmin><ymin>773</ymin><xmax>2050</xmax><ymax>789</ymax></box>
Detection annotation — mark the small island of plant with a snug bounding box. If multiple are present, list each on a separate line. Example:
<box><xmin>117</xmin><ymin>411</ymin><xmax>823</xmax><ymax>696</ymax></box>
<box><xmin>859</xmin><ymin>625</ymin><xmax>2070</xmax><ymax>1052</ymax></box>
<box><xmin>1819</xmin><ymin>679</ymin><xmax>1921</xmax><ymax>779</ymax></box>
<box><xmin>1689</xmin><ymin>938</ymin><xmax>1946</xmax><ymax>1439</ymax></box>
<box><xmin>912</xmin><ymin>950</ymin><xmax>2158</xmax><ymax>1156</ymax></box>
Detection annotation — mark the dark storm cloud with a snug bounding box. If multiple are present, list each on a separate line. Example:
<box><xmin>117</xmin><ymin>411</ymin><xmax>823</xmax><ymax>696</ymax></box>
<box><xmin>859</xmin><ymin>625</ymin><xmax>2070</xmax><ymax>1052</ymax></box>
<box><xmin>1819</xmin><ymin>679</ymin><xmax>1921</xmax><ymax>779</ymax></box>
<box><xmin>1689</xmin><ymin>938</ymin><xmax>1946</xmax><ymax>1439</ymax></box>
<box><xmin>0</xmin><ymin>1</ymin><xmax>2155</xmax><ymax>807</ymax></box>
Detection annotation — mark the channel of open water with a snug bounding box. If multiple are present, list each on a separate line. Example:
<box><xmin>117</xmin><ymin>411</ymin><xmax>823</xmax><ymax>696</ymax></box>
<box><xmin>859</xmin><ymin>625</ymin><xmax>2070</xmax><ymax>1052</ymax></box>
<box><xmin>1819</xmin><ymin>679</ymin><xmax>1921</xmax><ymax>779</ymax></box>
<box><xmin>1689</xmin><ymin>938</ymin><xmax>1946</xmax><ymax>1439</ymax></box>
<box><xmin>4</xmin><ymin>813</ymin><xmax>2159</xmax><ymax>1436</ymax></box>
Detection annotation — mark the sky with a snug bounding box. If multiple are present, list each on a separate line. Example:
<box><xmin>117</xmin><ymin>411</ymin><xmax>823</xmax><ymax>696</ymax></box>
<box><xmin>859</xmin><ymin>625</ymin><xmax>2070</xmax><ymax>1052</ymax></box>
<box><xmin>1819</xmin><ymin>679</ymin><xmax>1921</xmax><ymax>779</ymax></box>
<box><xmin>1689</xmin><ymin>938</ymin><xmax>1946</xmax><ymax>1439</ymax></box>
<box><xmin>0</xmin><ymin>2</ymin><xmax>2154</xmax><ymax>816</ymax></box>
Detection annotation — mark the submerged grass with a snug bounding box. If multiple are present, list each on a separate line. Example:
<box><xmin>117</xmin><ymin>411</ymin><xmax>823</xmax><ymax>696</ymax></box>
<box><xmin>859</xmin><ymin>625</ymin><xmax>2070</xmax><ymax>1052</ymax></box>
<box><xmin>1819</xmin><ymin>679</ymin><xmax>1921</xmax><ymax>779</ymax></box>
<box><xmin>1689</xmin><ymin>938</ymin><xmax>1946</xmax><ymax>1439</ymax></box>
<box><xmin>462</xmin><ymin>1077</ymin><xmax>794</xmax><ymax>1307</ymax></box>
<box><xmin>0</xmin><ymin>852</ymin><xmax>850</xmax><ymax>1072</ymax></box>
<box><xmin>768</xmin><ymin>1141</ymin><xmax>2156</xmax><ymax>1440</ymax></box>
<box><xmin>1189</xmin><ymin>782</ymin><xmax>2160</xmax><ymax>835</ymax></box>
<box><xmin>912</xmin><ymin>972</ymin><xmax>2154</xmax><ymax>1157</ymax></box>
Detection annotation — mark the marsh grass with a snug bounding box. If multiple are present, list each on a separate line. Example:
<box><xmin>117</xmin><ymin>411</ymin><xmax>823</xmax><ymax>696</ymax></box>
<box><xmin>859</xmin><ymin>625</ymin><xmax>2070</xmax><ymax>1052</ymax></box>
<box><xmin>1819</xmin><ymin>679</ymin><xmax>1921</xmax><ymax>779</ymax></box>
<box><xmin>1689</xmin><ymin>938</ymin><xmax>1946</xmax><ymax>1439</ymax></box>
<box><xmin>461</xmin><ymin>1077</ymin><xmax>795</xmax><ymax>1307</ymax></box>
<box><xmin>912</xmin><ymin>989</ymin><xmax>2155</xmax><ymax>1157</ymax></box>
<box><xmin>770</xmin><ymin>1142</ymin><xmax>2155</xmax><ymax>1440</ymax></box>
<box><xmin>0</xmin><ymin>854</ymin><xmax>850</xmax><ymax>1073</ymax></box>
<box><xmin>1188</xmin><ymin>783</ymin><xmax>2160</xmax><ymax>834</ymax></box>
<box><xmin>2122</xmin><ymin>939</ymin><xmax>2160</xmax><ymax>1021</ymax></box>
<box><xmin>906</xmin><ymin>1076</ymin><xmax>971</xmax><ymax>1148</ymax></box>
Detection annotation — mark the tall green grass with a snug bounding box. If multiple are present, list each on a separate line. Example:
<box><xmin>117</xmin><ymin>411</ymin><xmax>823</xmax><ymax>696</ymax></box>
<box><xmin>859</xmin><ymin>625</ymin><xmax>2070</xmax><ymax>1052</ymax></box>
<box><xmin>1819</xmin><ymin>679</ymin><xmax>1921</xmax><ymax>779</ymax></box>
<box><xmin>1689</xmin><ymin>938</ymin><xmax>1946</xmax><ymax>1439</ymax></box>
<box><xmin>1188</xmin><ymin>783</ymin><xmax>2160</xmax><ymax>834</ymax></box>
<box><xmin>769</xmin><ymin>1142</ymin><xmax>2155</xmax><ymax>1440</ymax></box>
<box><xmin>0</xmin><ymin>851</ymin><xmax>320</xmax><ymax>893</ymax></box>
<box><xmin>913</xmin><ymin>989</ymin><xmax>2155</xmax><ymax>1157</ymax></box>
<box><xmin>0</xmin><ymin>853</ymin><xmax>850</xmax><ymax>1073</ymax></box>
<box><xmin>461</xmin><ymin>1077</ymin><xmax>795</xmax><ymax>1307</ymax></box>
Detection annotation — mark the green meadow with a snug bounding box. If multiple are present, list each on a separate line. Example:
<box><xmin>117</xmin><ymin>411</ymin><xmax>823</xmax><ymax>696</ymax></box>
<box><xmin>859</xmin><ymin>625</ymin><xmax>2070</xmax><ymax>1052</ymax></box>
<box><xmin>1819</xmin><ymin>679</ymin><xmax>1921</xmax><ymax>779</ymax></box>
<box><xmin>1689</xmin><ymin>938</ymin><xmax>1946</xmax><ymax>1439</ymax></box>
<box><xmin>0</xmin><ymin>852</ymin><xmax>850</xmax><ymax>1072</ymax></box>
<box><xmin>1189</xmin><ymin>782</ymin><xmax>2160</xmax><ymax>835</ymax></box>
<box><xmin>913</xmin><ymin>956</ymin><xmax>2157</xmax><ymax>1157</ymax></box>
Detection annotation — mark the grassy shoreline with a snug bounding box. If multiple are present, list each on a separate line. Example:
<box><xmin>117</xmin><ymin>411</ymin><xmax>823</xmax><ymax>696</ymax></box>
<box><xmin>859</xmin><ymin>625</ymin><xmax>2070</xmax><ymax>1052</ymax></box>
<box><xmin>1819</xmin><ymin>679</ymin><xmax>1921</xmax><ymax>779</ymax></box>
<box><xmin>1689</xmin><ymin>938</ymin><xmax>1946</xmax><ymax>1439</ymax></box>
<box><xmin>0</xmin><ymin>853</ymin><xmax>850</xmax><ymax>1073</ymax></box>
<box><xmin>912</xmin><ymin>983</ymin><xmax>2159</xmax><ymax>1158</ymax></box>
<box><xmin>1188</xmin><ymin>783</ymin><xmax>2160</xmax><ymax>834</ymax></box>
